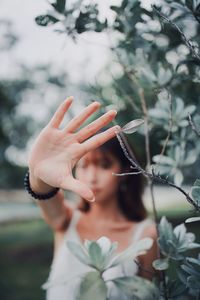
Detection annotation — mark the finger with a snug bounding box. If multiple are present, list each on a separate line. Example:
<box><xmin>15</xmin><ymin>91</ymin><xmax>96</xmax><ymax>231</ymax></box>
<box><xmin>77</xmin><ymin>110</ymin><xmax>117</xmax><ymax>142</ymax></box>
<box><xmin>49</xmin><ymin>96</ymin><xmax>73</xmax><ymax>128</ymax></box>
<box><xmin>61</xmin><ymin>177</ymin><xmax>95</xmax><ymax>202</ymax></box>
<box><xmin>82</xmin><ymin>125</ymin><xmax>120</xmax><ymax>153</ymax></box>
<box><xmin>64</xmin><ymin>101</ymin><xmax>101</xmax><ymax>133</ymax></box>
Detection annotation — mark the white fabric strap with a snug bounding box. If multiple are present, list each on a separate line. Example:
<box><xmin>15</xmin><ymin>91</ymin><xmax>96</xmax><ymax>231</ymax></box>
<box><xmin>132</xmin><ymin>218</ymin><xmax>154</xmax><ymax>244</ymax></box>
<box><xmin>66</xmin><ymin>209</ymin><xmax>81</xmax><ymax>233</ymax></box>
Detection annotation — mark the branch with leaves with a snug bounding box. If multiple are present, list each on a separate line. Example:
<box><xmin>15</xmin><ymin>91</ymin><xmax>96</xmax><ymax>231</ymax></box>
<box><xmin>114</xmin><ymin>130</ymin><xmax>200</xmax><ymax>213</ymax></box>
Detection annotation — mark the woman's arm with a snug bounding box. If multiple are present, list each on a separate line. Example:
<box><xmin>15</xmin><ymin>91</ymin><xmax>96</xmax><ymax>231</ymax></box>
<box><xmin>27</xmin><ymin>97</ymin><xmax>118</xmax><ymax>232</ymax></box>
<box><xmin>29</xmin><ymin>172</ymin><xmax>72</xmax><ymax>231</ymax></box>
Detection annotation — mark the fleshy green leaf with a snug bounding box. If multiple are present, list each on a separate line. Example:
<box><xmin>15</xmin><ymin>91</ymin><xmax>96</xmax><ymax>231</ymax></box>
<box><xmin>88</xmin><ymin>241</ymin><xmax>104</xmax><ymax>270</ymax></box>
<box><xmin>109</xmin><ymin>237</ymin><xmax>153</xmax><ymax>267</ymax></box>
<box><xmin>153</xmin><ymin>258</ymin><xmax>169</xmax><ymax>270</ymax></box>
<box><xmin>112</xmin><ymin>276</ymin><xmax>160</xmax><ymax>299</ymax></box>
<box><xmin>66</xmin><ymin>241</ymin><xmax>91</xmax><ymax>265</ymax></box>
<box><xmin>77</xmin><ymin>271</ymin><xmax>107</xmax><ymax>300</ymax></box>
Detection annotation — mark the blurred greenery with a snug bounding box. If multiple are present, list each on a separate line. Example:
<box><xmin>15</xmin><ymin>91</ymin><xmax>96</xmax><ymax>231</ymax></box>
<box><xmin>0</xmin><ymin>20</ymin><xmax>74</xmax><ymax>188</ymax></box>
<box><xmin>1</xmin><ymin>0</ymin><xmax>200</xmax><ymax>188</ymax></box>
<box><xmin>0</xmin><ymin>220</ymin><xmax>53</xmax><ymax>300</ymax></box>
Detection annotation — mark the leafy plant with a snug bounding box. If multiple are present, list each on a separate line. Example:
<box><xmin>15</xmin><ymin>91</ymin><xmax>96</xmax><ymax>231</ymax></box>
<box><xmin>66</xmin><ymin>236</ymin><xmax>159</xmax><ymax>300</ymax></box>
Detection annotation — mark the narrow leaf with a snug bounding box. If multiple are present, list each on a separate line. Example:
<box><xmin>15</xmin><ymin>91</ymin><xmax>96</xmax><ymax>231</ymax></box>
<box><xmin>122</xmin><ymin>119</ymin><xmax>144</xmax><ymax>134</ymax></box>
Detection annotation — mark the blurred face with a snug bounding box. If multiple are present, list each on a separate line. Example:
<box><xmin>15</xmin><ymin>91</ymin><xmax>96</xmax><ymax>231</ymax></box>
<box><xmin>75</xmin><ymin>150</ymin><xmax>122</xmax><ymax>203</ymax></box>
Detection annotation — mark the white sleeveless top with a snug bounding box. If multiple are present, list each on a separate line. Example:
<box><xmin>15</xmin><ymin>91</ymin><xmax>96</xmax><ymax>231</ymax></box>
<box><xmin>44</xmin><ymin>210</ymin><xmax>153</xmax><ymax>300</ymax></box>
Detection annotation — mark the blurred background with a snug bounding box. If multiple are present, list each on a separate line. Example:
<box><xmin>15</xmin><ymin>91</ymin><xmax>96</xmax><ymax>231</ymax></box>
<box><xmin>0</xmin><ymin>0</ymin><xmax>199</xmax><ymax>299</ymax></box>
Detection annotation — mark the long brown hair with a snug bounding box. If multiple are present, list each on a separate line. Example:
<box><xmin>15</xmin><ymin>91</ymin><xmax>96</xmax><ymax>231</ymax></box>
<box><xmin>77</xmin><ymin>135</ymin><xmax>147</xmax><ymax>221</ymax></box>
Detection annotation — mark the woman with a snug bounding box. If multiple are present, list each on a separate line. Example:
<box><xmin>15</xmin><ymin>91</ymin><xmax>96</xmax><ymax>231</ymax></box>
<box><xmin>26</xmin><ymin>96</ymin><xmax>157</xmax><ymax>299</ymax></box>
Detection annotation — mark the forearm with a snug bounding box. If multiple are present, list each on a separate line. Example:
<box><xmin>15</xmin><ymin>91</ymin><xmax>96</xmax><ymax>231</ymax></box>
<box><xmin>29</xmin><ymin>171</ymin><xmax>71</xmax><ymax>231</ymax></box>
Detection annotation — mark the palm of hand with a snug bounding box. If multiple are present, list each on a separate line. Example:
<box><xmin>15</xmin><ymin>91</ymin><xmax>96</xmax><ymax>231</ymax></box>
<box><xmin>30</xmin><ymin>127</ymin><xmax>81</xmax><ymax>188</ymax></box>
<box><xmin>28</xmin><ymin>97</ymin><xmax>118</xmax><ymax>201</ymax></box>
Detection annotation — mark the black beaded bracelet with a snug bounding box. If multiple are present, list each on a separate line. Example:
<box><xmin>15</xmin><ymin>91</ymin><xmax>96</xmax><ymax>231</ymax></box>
<box><xmin>24</xmin><ymin>170</ymin><xmax>59</xmax><ymax>200</ymax></box>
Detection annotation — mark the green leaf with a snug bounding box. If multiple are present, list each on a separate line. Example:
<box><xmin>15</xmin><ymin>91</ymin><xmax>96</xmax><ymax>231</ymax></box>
<box><xmin>191</xmin><ymin>179</ymin><xmax>200</xmax><ymax>205</ymax></box>
<box><xmin>186</xmin><ymin>257</ymin><xmax>200</xmax><ymax>266</ymax></box>
<box><xmin>77</xmin><ymin>271</ymin><xmax>107</xmax><ymax>300</ymax></box>
<box><xmin>112</xmin><ymin>276</ymin><xmax>160</xmax><ymax>299</ymax></box>
<box><xmin>157</xmin><ymin>67</ymin><xmax>172</xmax><ymax>85</ymax></box>
<box><xmin>152</xmin><ymin>155</ymin><xmax>175</xmax><ymax>166</ymax></box>
<box><xmin>153</xmin><ymin>258</ymin><xmax>169</xmax><ymax>270</ymax></box>
<box><xmin>88</xmin><ymin>242</ymin><xmax>104</xmax><ymax>270</ymax></box>
<box><xmin>167</xmin><ymin>278</ymin><xmax>188</xmax><ymax>298</ymax></box>
<box><xmin>149</xmin><ymin>108</ymin><xmax>169</xmax><ymax>120</ymax></box>
<box><xmin>187</xmin><ymin>275</ymin><xmax>200</xmax><ymax>289</ymax></box>
<box><xmin>174</xmin><ymin>223</ymin><xmax>187</xmax><ymax>241</ymax></box>
<box><xmin>35</xmin><ymin>15</ymin><xmax>59</xmax><ymax>26</ymax></box>
<box><xmin>174</xmin><ymin>170</ymin><xmax>184</xmax><ymax>186</ymax></box>
<box><xmin>181</xmin><ymin>264</ymin><xmax>200</xmax><ymax>277</ymax></box>
<box><xmin>181</xmin><ymin>105</ymin><xmax>196</xmax><ymax>118</ymax></box>
<box><xmin>158</xmin><ymin>217</ymin><xmax>177</xmax><ymax>257</ymax></box>
<box><xmin>66</xmin><ymin>241</ymin><xmax>91</xmax><ymax>265</ymax></box>
<box><xmin>122</xmin><ymin>119</ymin><xmax>144</xmax><ymax>134</ymax></box>
<box><xmin>175</xmin><ymin>97</ymin><xmax>184</xmax><ymax>115</ymax></box>
<box><xmin>109</xmin><ymin>237</ymin><xmax>153</xmax><ymax>267</ymax></box>
<box><xmin>51</xmin><ymin>0</ymin><xmax>66</xmax><ymax>13</ymax></box>
<box><xmin>185</xmin><ymin>217</ymin><xmax>200</xmax><ymax>223</ymax></box>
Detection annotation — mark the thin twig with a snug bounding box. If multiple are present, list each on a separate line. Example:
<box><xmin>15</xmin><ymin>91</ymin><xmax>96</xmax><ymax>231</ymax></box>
<box><xmin>152</xmin><ymin>6</ymin><xmax>200</xmax><ymax>63</ymax></box>
<box><xmin>113</xmin><ymin>171</ymin><xmax>143</xmax><ymax>176</ymax></box>
<box><xmin>115</xmin><ymin>131</ymin><xmax>200</xmax><ymax>212</ymax></box>
<box><xmin>156</xmin><ymin>91</ymin><xmax>173</xmax><ymax>168</ymax></box>
<box><xmin>139</xmin><ymin>88</ymin><xmax>151</xmax><ymax>170</ymax></box>
<box><xmin>188</xmin><ymin>113</ymin><xmax>200</xmax><ymax>137</ymax></box>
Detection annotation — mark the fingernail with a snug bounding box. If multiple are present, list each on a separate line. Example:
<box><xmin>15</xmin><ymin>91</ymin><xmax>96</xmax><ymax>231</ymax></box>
<box><xmin>109</xmin><ymin>110</ymin><xmax>117</xmax><ymax>115</ymax></box>
<box><xmin>92</xmin><ymin>101</ymin><xmax>101</xmax><ymax>107</ymax></box>
<box><xmin>66</xmin><ymin>96</ymin><xmax>73</xmax><ymax>101</ymax></box>
<box><xmin>114</xmin><ymin>125</ymin><xmax>121</xmax><ymax>133</ymax></box>
<box><xmin>88</xmin><ymin>197</ymin><xmax>95</xmax><ymax>203</ymax></box>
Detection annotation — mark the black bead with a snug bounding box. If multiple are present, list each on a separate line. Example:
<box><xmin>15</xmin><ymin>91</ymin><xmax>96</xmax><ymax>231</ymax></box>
<box><xmin>24</xmin><ymin>170</ymin><xmax>59</xmax><ymax>201</ymax></box>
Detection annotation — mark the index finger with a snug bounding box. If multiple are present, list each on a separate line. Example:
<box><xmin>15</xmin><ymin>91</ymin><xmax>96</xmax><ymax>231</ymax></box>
<box><xmin>49</xmin><ymin>96</ymin><xmax>73</xmax><ymax>128</ymax></box>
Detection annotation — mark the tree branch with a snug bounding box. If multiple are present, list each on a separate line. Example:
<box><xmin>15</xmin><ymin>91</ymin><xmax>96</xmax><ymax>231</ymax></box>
<box><xmin>152</xmin><ymin>6</ymin><xmax>200</xmax><ymax>63</ymax></box>
<box><xmin>115</xmin><ymin>131</ymin><xmax>200</xmax><ymax>212</ymax></box>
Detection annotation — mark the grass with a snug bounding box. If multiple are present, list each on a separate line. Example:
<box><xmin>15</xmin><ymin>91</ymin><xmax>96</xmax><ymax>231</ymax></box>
<box><xmin>0</xmin><ymin>210</ymin><xmax>199</xmax><ymax>300</ymax></box>
<box><xmin>0</xmin><ymin>220</ymin><xmax>53</xmax><ymax>300</ymax></box>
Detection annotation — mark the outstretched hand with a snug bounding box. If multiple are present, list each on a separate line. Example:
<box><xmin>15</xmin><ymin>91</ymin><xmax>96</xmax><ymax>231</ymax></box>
<box><xmin>28</xmin><ymin>97</ymin><xmax>119</xmax><ymax>202</ymax></box>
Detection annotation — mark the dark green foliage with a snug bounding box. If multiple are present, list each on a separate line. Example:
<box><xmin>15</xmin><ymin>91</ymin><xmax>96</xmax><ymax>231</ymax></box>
<box><xmin>35</xmin><ymin>15</ymin><xmax>59</xmax><ymax>26</ymax></box>
<box><xmin>51</xmin><ymin>0</ymin><xmax>66</xmax><ymax>14</ymax></box>
<box><xmin>0</xmin><ymin>220</ymin><xmax>53</xmax><ymax>300</ymax></box>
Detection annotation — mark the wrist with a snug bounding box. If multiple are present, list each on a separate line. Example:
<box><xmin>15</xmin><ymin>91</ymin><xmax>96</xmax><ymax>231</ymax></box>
<box><xmin>29</xmin><ymin>169</ymin><xmax>54</xmax><ymax>194</ymax></box>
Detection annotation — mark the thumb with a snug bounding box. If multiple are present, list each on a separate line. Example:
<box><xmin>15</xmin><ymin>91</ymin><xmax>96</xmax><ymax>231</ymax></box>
<box><xmin>61</xmin><ymin>176</ymin><xmax>95</xmax><ymax>202</ymax></box>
